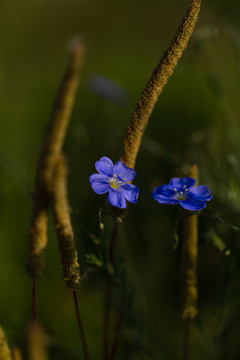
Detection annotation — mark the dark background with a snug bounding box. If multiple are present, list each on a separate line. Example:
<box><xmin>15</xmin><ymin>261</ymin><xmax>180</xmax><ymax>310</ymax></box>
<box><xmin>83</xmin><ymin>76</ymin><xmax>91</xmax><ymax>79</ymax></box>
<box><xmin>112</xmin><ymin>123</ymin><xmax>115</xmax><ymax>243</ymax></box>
<box><xmin>1</xmin><ymin>0</ymin><xmax>240</xmax><ymax>358</ymax></box>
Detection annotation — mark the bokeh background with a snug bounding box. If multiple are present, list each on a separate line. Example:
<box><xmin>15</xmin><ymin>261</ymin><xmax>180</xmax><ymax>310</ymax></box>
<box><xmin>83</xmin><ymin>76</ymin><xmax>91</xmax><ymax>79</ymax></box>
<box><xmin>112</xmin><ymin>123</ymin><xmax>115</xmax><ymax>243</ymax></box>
<box><xmin>1</xmin><ymin>0</ymin><xmax>240</xmax><ymax>359</ymax></box>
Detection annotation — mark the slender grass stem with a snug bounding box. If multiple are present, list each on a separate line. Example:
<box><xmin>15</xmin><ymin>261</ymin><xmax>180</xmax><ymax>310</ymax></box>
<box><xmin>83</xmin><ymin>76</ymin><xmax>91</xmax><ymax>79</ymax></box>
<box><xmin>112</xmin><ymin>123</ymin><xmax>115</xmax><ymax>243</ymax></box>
<box><xmin>109</xmin><ymin>223</ymin><xmax>118</xmax><ymax>264</ymax></box>
<box><xmin>33</xmin><ymin>277</ymin><xmax>37</xmax><ymax>331</ymax></box>
<box><xmin>183</xmin><ymin>317</ymin><xmax>191</xmax><ymax>360</ymax></box>
<box><xmin>103</xmin><ymin>277</ymin><xmax>112</xmax><ymax>360</ymax></box>
<box><xmin>73</xmin><ymin>291</ymin><xmax>89</xmax><ymax>360</ymax></box>
<box><xmin>182</xmin><ymin>165</ymin><xmax>198</xmax><ymax>360</ymax></box>
<box><xmin>110</xmin><ymin>316</ymin><xmax>122</xmax><ymax>360</ymax></box>
<box><xmin>103</xmin><ymin>222</ymin><xmax>119</xmax><ymax>360</ymax></box>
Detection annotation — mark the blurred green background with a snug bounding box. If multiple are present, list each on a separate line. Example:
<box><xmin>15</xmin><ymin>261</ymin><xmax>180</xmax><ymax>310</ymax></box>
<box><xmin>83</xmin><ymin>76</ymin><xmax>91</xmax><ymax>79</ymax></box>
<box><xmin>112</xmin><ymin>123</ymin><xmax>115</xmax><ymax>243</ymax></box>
<box><xmin>2</xmin><ymin>0</ymin><xmax>240</xmax><ymax>359</ymax></box>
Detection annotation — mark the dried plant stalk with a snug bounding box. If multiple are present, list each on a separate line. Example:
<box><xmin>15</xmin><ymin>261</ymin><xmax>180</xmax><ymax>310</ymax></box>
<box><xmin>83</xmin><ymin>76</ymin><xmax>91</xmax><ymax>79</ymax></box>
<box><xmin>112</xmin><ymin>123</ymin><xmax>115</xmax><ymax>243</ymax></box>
<box><xmin>120</xmin><ymin>0</ymin><xmax>201</xmax><ymax>168</ymax></box>
<box><xmin>52</xmin><ymin>154</ymin><xmax>80</xmax><ymax>290</ymax></box>
<box><xmin>11</xmin><ymin>348</ymin><xmax>22</xmax><ymax>360</ymax></box>
<box><xmin>27</xmin><ymin>38</ymin><xmax>85</xmax><ymax>277</ymax></box>
<box><xmin>28</xmin><ymin>325</ymin><xmax>49</xmax><ymax>360</ymax></box>
<box><xmin>0</xmin><ymin>326</ymin><xmax>12</xmax><ymax>360</ymax></box>
<box><xmin>182</xmin><ymin>164</ymin><xmax>199</xmax><ymax>319</ymax></box>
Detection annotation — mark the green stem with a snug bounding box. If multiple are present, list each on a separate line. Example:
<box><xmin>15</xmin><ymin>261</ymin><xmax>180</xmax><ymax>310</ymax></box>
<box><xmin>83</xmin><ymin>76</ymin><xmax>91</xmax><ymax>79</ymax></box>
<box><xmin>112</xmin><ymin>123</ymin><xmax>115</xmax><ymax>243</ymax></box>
<box><xmin>110</xmin><ymin>316</ymin><xmax>122</xmax><ymax>360</ymax></box>
<box><xmin>103</xmin><ymin>222</ymin><xmax>119</xmax><ymax>360</ymax></box>
<box><xmin>73</xmin><ymin>291</ymin><xmax>90</xmax><ymax>360</ymax></box>
<box><xmin>183</xmin><ymin>317</ymin><xmax>191</xmax><ymax>360</ymax></box>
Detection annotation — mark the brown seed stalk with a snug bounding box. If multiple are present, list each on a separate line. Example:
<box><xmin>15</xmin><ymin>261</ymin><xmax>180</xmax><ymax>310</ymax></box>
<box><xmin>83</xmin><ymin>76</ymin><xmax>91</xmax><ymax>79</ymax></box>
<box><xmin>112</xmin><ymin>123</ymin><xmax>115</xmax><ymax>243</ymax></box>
<box><xmin>120</xmin><ymin>0</ymin><xmax>201</xmax><ymax>168</ymax></box>
<box><xmin>51</xmin><ymin>153</ymin><xmax>80</xmax><ymax>291</ymax></box>
<box><xmin>26</xmin><ymin>38</ymin><xmax>85</xmax><ymax>277</ymax></box>
<box><xmin>28</xmin><ymin>324</ymin><xmax>49</xmax><ymax>360</ymax></box>
<box><xmin>11</xmin><ymin>347</ymin><xmax>22</xmax><ymax>360</ymax></box>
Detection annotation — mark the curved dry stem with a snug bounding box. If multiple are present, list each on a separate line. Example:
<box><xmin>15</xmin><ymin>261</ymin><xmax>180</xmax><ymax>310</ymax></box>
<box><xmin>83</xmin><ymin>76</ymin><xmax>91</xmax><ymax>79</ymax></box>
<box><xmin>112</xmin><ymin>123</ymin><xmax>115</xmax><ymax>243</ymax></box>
<box><xmin>26</xmin><ymin>38</ymin><xmax>85</xmax><ymax>277</ymax></box>
<box><xmin>120</xmin><ymin>0</ymin><xmax>201</xmax><ymax>168</ymax></box>
<box><xmin>52</xmin><ymin>153</ymin><xmax>80</xmax><ymax>290</ymax></box>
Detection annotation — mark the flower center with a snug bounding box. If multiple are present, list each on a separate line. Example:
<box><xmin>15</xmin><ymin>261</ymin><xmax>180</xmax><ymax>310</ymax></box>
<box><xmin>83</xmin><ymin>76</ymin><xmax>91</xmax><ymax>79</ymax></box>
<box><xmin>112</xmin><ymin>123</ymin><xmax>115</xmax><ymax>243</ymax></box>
<box><xmin>109</xmin><ymin>174</ymin><xmax>124</xmax><ymax>189</ymax></box>
<box><xmin>173</xmin><ymin>185</ymin><xmax>189</xmax><ymax>200</ymax></box>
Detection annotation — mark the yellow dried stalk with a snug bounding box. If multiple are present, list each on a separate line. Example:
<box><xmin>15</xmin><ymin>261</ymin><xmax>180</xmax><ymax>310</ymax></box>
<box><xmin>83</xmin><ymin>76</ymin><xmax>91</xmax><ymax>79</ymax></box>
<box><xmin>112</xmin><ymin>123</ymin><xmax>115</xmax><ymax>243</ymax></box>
<box><xmin>52</xmin><ymin>154</ymin><xmax>80</xmax><ymax>291</ymax></box>
<box><xmin>120</xmin><ymin>0</ymin><xmax>201</xmax><ymax>168</ymax></box>
<box><xmin>11</xmin><ymin>348</ymin><xmax>22</xmax><ymax>360</ymax></box>
<box><xmin>182</xmin><ymin>164</ymin><xmax>199</xmax><ymax>319</ymax></box>
<box><xmin>28</xmin><ymin>325</ymin><xmax>49</xmax><ymax>360</ymax></box>
<box><xmin>27</xmin><ymin>38</ymin><xmax>85</xmax><ymax>277</ymax></box>
<box><xmin>0</xmin><ymin>327</ymin><xmax>12</xmax><ymax>360</ymax></box>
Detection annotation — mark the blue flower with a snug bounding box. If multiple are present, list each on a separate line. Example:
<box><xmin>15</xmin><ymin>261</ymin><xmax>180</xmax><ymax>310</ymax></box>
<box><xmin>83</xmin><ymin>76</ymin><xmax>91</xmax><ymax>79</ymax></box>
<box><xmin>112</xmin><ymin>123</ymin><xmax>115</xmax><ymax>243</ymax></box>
<box><xmin>152</xmin><ymin>177</ymin><xmax>212</xmax><ymax>211</ymax></box>
<box><xmin>89</xmin><ymin>156</ymin><xmax>139</xmax><ymax>209</ymax></box>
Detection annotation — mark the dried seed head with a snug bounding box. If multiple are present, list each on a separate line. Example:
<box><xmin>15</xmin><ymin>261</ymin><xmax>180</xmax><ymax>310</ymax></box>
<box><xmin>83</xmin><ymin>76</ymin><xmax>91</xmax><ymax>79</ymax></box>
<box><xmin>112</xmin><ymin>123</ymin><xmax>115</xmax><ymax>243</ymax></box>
<box><xmin>52</xmin><ymin>154</ymin><xmax>80</xmax><ymax>291</ymax></box>
<box><xmin>26</xmin><ymin>39</ymin><xmax>85</xmax><ymax>278</ymax></box>
<box><xmin>120</xmin><ymin>0</ymin><xmax>201</xmax><ymax>169</ymax></box>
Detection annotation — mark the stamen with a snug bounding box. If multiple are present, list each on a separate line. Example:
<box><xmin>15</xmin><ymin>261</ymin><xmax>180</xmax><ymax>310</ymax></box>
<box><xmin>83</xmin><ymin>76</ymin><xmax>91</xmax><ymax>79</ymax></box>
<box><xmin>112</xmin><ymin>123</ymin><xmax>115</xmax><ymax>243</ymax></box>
<box><xmin>109</xmin><ymin>176</ymin><xmax>123</xmax><ymax>189</ymax></box>
<box><xmin>174</xmin><ymin>188</ymin><xmax>177</xmax><ymax>192</ymax></box>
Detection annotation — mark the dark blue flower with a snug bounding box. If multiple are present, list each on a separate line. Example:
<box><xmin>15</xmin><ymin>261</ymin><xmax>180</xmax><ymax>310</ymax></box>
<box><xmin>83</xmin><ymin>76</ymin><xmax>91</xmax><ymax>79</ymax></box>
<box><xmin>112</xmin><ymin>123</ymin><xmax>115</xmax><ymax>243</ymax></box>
<box><xmin>152</xmin><ymin>177</ymin><xmax>212</xmax><ymax>211</ymax></box>
<box><xmin>89</xmin><ymin>156</ymin><xmax>139</xmax><ymax>209</ymax></box>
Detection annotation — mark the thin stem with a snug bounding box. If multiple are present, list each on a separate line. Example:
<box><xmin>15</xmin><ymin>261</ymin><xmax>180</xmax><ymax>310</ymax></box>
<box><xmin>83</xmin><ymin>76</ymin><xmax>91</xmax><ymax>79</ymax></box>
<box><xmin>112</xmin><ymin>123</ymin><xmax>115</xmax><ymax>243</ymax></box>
<box><xmin>109</xmin><ymin>223</ymin><xmax>118</xmax><ymax>264</ymax></box>
<box><xmin>73</xmin><ymin>291</ymin><xmax>89</xmax><ymax>360</ymax></box>
<box><xmin>110</xmin><ymin>316</ymin><xmax>122</xmax><ymax>360</ymax></box>
<box><xmin>32</xmin><ymin>277</ymin><xmax>36</xmax><ymax>331</ymax></box>
<box><xmin>183</xmin><ymin>317</ymin><xmax>191</xmax><ymax>360</ymax></box>
<box><xmin>200</xmin><ymin>213</ymin><xmax>240</xmax><ymax>232</ymax></box>
<box><xmin>103</xmin><ymin>277</ymin><xmax>112</xmax><ymax>360</ymax></box>
<box><xmin>103</xmin><ymin>222</ymin><xmax>119</xmax><ymax>360</ymax></box>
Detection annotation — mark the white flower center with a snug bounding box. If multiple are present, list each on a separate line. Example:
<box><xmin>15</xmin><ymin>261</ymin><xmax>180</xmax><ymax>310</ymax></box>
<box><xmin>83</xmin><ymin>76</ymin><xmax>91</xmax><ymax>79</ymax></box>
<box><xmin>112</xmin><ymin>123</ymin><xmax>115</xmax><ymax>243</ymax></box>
<box><xmin>109</xmin><ymin>174</ymin><xmax>124</xmax><ymax>189</ymax></box>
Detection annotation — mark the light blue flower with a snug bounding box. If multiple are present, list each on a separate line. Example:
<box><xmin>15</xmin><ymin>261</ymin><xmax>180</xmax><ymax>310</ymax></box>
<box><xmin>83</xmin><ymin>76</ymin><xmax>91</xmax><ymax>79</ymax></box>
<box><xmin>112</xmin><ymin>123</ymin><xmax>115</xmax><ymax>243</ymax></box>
<box><xmin>89</xmin><ymin>157</ymin><xmax>139</xmax><ymax>209</ymax></box>
<box><xmin>152</xmin><ymin>177</ymin><xmax>212</xmax><ymax>211</ymax></box>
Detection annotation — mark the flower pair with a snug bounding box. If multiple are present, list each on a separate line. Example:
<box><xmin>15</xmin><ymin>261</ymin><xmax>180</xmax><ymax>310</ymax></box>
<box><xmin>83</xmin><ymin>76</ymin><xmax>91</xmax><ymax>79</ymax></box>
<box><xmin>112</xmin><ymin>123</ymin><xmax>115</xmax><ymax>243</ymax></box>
<box><xmin>89</xmin><ymin>157</ymin><xmax>212</xmax><ymax>210</ymax></box>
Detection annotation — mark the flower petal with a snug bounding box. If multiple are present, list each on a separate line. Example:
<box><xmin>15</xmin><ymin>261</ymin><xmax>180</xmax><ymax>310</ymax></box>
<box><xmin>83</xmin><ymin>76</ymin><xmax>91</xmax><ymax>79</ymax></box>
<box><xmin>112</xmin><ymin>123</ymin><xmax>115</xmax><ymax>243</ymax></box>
<box><xmin>121</xmin><ymin>184</ymin><xmax>139</xmax><ymax>204</ymax></box>
<box><xmin>152</xmin><ymin>192</ymin><xmax>179</xmax><ymax>205</ymax></box>
<box><xmin>114</xmin><ymin>161</ymin><xmax>136</xmax><ymax>181</ymax></box>
<box><xmin>95</xmin><ymin>157</ymin><xmax>114</xmax><ymax>177</ymax></box>
<box><xmin>153</xmin><ymin>185</ymin><xmax>176</xmax><ymax>198</ymax></box>
<box><xmin>179</xmin><ymin>198</ymin><xmax>206</xmax><ymax>211</ymax></box>
<box><xmin>189</xmin><ymin>185</ymin><xmax>213</xmax><ymax>201</ymax></box>
<box><xmin>169</xmin><ymin>177</ymin><xmax>196</xmax><ymax>191</ymax></box>
<box><xmin>107</xmin><ymin>189</ymin><xmax>126</xmax><ymax>208</ymax></box>
<box><xmin>89</xmin><ymin>174</ymin><xmax>110</xmax><ymax>194</ymax></box>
